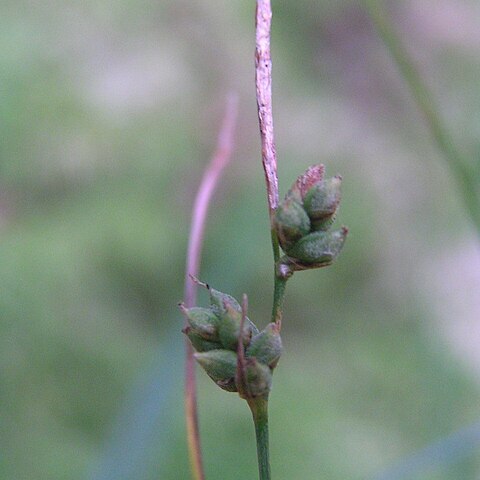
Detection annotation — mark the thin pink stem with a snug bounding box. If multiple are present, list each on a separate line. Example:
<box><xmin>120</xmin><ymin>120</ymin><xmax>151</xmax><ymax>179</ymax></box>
<box><xmin>256</xmin><ymin>0</ymin><xmax>279</xmax><ymax>220</ymax></box>
<box><xmin>184</xmin><ymin>94</ymin><xmax>238</xmax><ymax>480</ymax></box>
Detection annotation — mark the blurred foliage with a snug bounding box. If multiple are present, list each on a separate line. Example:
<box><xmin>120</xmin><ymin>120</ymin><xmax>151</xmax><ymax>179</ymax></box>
<box><xmin>1</xmin><ymin>1</ymin><xmax>480</xmax><ymax>479</ymax></box>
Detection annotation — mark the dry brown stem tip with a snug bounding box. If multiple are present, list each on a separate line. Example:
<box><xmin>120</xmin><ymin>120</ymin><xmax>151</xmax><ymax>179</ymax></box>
<box><xmin>256</xmin><ymin>0</ymin><xmax>279</xmax><ymax>218</ymax></box>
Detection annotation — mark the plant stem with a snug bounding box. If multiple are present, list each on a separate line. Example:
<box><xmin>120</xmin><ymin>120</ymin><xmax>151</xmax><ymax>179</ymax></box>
<box><xmin>270</xmin><ymin>228</ymin><xmax>280</xmax><ymax>264</ymax></box>
<box><xmin>184</xmin><ymin>345</ymin><xmax>203</xmax><ymax>480</ymax></box>
<box><xmin>253</xmin><ymin>3</ymin><xmax>284</xmax><ymax>478</ymax></box>
<box><xmin>248</xmin><ymin>397</ymin><xmax>271</xmax><ymax>480</ymax></box>
<box><xmin>269</xmin><ymin>228</ymin><xmax>287</xmax><ymax>327</ymax></box>
<box><xmin>183</xmin><ymin>94</ymin><xmax>238</xmax><ymax>480</ymax></box>
<box><xmin>256</xmin><ymin>0</ymin><xmax>279</xmax><ymax>219</ymax></box>
<box><xmin>256</xmin><ymin>0</ymin><xmax>288</xmax><ymax>331</ymax></box>
<box><xmin>272</xmin><ymin>275</ymin><xmax>287</xmax><ymax>325</ymax></box>
<box><xmin>364</xmin><ymin>0</ymin><xmax>480</xmax><ymax>236</ymax></box>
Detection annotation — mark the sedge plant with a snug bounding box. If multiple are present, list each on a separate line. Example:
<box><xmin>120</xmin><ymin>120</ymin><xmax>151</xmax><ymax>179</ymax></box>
<box><xmin>180</xmin><ymin>2</ymin><xmax>348</xmax><ymax>479</ymax></box>
<box><xmin>180</xmin><ymin>1</ymin><xmax>480</xmax><ymax>479</ymax></box>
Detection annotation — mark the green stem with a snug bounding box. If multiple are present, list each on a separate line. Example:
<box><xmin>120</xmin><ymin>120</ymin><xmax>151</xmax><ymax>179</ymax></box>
<box><xmin>270</xmin><ymin>228</ymin><xmax>288</xmax><ymax>326</ymax></box>
<box><xmin>272</xmin><ymin>274</ymin><xmax>287</xmax><ymax>326</ymax></box>
<box><xmin>270</xmin><ymin>227</ymin><xmax>280</xmax><ymax>264</ymax></box>
<box><xmin>248</xmin><ymin>397</ymin><xmax>271</xmax><ymax>480</ymax></box>
<box><xmin>365</xmin><ymin>0</ymin><xmax>480</xmax><ymax>236</ymax></box>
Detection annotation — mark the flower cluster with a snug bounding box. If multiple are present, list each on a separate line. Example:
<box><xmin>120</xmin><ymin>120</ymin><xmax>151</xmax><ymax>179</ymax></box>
<box><xmin>181</xmin><ymin>282</ymin><xmax>282</xmax><ymax>398</ymax></box>
<box><xmin>274</xmin><ymin>164</ymin><xmax>348</xmax><ymax>278</ymax></box>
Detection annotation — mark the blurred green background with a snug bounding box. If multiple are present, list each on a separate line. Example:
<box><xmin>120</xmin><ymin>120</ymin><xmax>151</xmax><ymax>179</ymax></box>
<box><xmin>2</xmin><ymin>1</ymin><xmax>480</xmax><ymax>479</ymax></box>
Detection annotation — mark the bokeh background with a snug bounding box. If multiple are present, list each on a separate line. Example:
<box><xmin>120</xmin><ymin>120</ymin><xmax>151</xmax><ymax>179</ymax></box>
<box><xmin>2</xmin><ymin>1</ymin><xmax>480</xmax><ymax>479</ymax></box>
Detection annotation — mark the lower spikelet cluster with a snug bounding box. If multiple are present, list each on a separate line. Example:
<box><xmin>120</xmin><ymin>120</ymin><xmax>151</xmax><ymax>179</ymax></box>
<box><xmin>180</xmin><ymin>282</ymin><xmax>282</xmax><ymax>398</ymax></box>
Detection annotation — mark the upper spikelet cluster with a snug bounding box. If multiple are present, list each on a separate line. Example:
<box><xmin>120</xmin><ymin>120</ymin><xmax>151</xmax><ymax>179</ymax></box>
<box><xmin>273</xmin><ymin>165</ymin><xmax>348</xmax><ymax>277</ymax></box>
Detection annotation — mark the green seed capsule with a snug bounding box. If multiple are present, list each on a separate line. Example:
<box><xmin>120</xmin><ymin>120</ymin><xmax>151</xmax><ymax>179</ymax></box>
<box><xmin>216</xmin><ymin>377</ymin><xmax>238</xmax><ymax>392</ymax></box>
<box><xmin>274</xmin><ymin>198</ymin><xmax>311</xmax><ymax>251</ymax></box>
<box><xmin>287</xmin><ymin>164</ymin><xmax>325</xmax><ymax>202</ymax></box>
<box><xmin>183</xmin><ymin>327</ymin><xmax>223</xmax><ymax>352</ymax></box>
<box><xmin>285</xmin><ymin>227</ymin><xmax>348</xmax><ymax>265</ymax></box>
<box><xmin>311</xmin><ymin>213</ymin><xmax>336</xmax><ymax>232</ymax></box>
<box><xmin>303</xmin><ymin>176</ymin><xmax>342</xmax><ymax>223</ymax></box>
<box><xmin>246</xmin><ymin>323</ymin><xmax>282</xmax><ymax>369</ymax></box>
<box><xmin>194</xmin><ymin>349</ymin><xmax>238</xmax><ymax>392</ymax></box>
<box><xmin>179</xmin><ymin>304</ymin><xmax>219</xmax><ymax>341</ymax></box>
<box><xmin>218</xmin><ymin>301</ymin><xmax>255</xmax><ymax>351</ymax></box>
<box><xmin>245</xmin><ymin>359</ymin><xmax>273</xmax><ymax>398</ymax></box>
<box><xmin>208</xmin><ymin>287</ymin><xmax>241</xmax><ymax>319</ymax></box>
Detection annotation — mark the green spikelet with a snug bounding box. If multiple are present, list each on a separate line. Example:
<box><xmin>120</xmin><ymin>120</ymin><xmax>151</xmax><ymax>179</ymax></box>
<box><xmin>287</xmin><ymin>164</ymin><xmax>325</xmax><ymax>202</ymax></box>
<box><xmin>194</xmin><ymin>350</ymin><xmax>238</xmax><ymax>392</ymax></box>
<box><xmin>218</xmin><ymin>300</ymin><xmax>255</xmax><ymax>350</ymax></box>
<box><xmin>303</xmin><ymin>175</ymin><xmax>342</xmax><ymax>223</ymax></box>
<box><xmin>311</xmin><ymin>213</ymin><xmax>337</xmax><ymax>232</ymax></box>
<box><xmin>245</xmin><ymin>359</ymin><xmax>273</xmax><ymax>398</ymax></box>
<box><xmin>179</xmin><ymin>304</ymin><xmax>219</xmax><ymax>341</ymax></box>
<box><xmin>246</xmin><ymin>323</ymin><xmax>282</xmax><ymax>369</ymax></box>
<box><xmin>285</xmin><ymin>227</ymin><xmax>348</xmax><ymax>266</ymax></box>
<box><xmin>274</xmin><ymin>198</ymin><xmax>311</xmax><ymax>251</ymax></box>
<box><xmin>208</xmin><ymin>287</ymin><xmax>241</xmax><ymax>318</ymax></box>
<box><xmin>183</xmin><ymin>327</ymin><xmax>223</xmax><ymax>352</ymax></box>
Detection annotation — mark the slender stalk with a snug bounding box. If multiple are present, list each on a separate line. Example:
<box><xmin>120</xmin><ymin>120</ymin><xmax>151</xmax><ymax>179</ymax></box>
<box><xmin>183</xmin><ymin>94</ymin><xmax>238</xmax><ymax>480</ymax></box>
<box><xmin>253</xmin><ymin>3</ymin><xmax>280</xmax><ymax>478</ymax></box>
<box><xmin>272</xmin><ymin>275</ymin><xmax>287</xmax><ymax>328</ymax></box>
<box><xmin>248</xmin><ymin>397</ymin><xmax>271</xmax><ymax>480</ymax></box>
<box><xmin>184</xmin><ymin>345</ymin><xmax>203</xmax><ymax>480</ymax></box>
<box><xmin>364</xmin><ymin>0</ymin><xmax>480</xmax><ymax>235</ymax></box>
<box><xmin>255</xmin><ymin>0</ymin><xmax>279</xmax><ymax>219</ymax></box>
<box><xmin>256</xmin><ymin>0</ymin><xmax>287</xmax><ymax>330</ymax></box>
<box><xmin>236</xmin><ymin>294</ymin><xmax>249</xmax><ymax>398</ymax></box>
<box><xmin>270</xmin><ymin>228</ymin><xmax>280</xmax><ymax>264</ymax></box>
<box><xmin>269</xmin><ymin>228</ymin><xmax>287</xmax><ymax>327</ymax></box>
<box><xmin>271</xmin><ymin>226</ymin><xmax>286</xmax><ymax>326</ymax></box>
